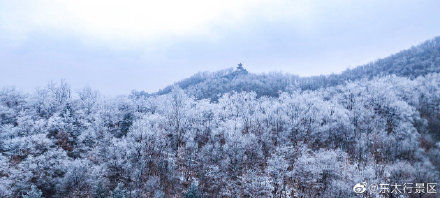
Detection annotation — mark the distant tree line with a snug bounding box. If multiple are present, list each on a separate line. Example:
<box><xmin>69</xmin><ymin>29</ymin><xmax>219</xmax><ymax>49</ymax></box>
<box><xmin>154</xmin><ymin>37</ymin><xmax>440</xmax><ymax>101</ymax></box>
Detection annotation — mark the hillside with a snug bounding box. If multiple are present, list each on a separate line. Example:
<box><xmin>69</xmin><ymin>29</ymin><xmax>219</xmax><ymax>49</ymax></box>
<box><xmin>153</xmin><ymin>36</ymin><xmax>440</xmax><ymax>100</ymax></box>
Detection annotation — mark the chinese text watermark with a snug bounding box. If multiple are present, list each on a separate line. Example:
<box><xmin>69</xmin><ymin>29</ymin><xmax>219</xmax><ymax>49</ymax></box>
<box><xmin>353</xmin><ymin>182</ymin><xmax>437</xmax><ymax>195</ymax></box>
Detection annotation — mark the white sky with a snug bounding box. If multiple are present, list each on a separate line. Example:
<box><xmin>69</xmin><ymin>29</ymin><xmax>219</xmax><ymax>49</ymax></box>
<box><xmin>1</xmin><ymin>0</ymin><xmax>439</xmax><ymax>95</ymax></box>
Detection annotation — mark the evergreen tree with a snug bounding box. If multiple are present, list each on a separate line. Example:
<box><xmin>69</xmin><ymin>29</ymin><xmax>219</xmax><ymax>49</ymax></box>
<box><xmin>184</xmin><ymin>183</ymin><xmax>201</xmax><ymax>198</ymax></box>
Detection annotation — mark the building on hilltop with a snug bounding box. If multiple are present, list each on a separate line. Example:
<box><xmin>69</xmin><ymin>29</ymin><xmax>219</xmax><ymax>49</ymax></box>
<box><xmin>236</xmin><ymin>63</ymin><xmax>248</xmax><ymax>74</ymax></box>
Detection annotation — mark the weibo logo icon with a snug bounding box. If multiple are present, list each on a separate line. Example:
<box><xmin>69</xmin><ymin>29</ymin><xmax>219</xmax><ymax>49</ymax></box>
<box><xmin>353</xmin><ymin>182</ymin><xmax>367</xmax><ymax>194</ymax></box>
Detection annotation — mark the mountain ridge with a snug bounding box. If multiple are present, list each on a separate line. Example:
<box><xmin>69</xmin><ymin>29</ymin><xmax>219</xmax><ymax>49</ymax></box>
<box><xmin>148</xmin><ymin>36</ymin><xmax>440</xmax><ymax>100</ymax></box>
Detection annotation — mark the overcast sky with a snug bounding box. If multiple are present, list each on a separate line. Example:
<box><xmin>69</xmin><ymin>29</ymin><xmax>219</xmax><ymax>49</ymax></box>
<box><xmin>1</xmin><ymin>0</ymin><xmax>439</xmax><ymax>95</ymax></box>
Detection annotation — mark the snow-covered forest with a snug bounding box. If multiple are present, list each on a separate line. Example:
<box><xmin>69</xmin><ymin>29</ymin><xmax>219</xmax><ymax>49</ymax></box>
<box><xmin>1</xmin><ymin>38</ymin><xmax>440</xmax><ymax>197</ymax></box>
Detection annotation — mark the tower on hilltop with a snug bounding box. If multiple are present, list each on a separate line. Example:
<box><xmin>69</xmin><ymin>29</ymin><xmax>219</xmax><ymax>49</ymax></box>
<box><xmin>236</xmin><ymin>63</ymin><xmax>248</xmax><ymax>74</ymax></box>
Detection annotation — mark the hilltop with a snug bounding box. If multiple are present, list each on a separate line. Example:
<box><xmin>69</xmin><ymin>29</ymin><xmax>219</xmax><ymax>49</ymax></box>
<box><xmin>150</xmin><ymin>37</ymin><xmax>440</xmax><ymax>100</ymax></box>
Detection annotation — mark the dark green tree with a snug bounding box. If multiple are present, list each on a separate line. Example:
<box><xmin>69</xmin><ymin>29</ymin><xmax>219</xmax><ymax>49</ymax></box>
<box><xmin>184</xmin><ymin>183</ymin><xmax>201</xmax><ymax>198</ymax></box>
